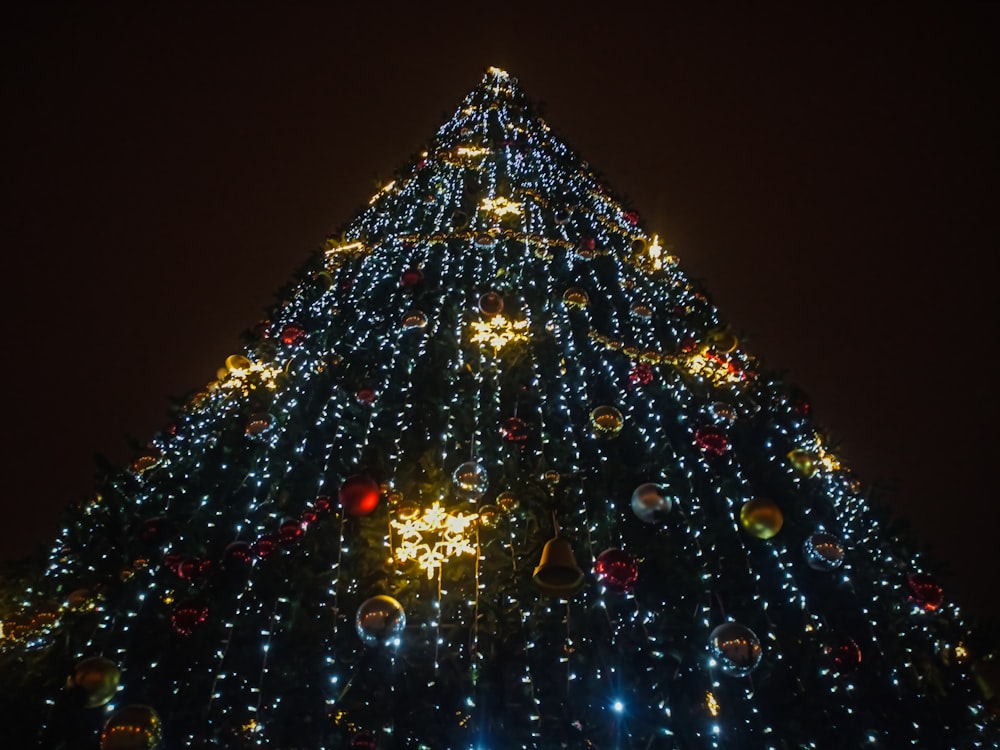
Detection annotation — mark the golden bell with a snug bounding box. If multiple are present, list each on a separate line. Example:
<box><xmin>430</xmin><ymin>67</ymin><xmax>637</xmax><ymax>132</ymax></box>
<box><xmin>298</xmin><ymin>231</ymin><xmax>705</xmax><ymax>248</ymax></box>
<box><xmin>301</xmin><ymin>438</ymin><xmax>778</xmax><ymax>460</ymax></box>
<box><xmin>532</xmin><ymin>537</ymin><xmax>584</xmax><ymax>596</ymax></box>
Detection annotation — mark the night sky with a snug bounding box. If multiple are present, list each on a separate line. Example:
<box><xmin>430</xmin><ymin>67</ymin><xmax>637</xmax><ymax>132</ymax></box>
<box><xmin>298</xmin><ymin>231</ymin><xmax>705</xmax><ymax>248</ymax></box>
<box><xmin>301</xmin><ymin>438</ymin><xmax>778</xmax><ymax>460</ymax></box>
<box><xmin>2</xmin><ymin>5</ymin><xmax>996</xmax><ymax>620</ymax></box>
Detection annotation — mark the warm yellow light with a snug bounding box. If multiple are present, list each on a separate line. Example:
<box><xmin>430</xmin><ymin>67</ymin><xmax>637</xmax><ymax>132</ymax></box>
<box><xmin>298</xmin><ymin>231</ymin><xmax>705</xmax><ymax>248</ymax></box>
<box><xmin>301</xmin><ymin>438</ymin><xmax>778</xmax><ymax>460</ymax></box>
<box><xmin>214</xmin><ymin>360</ymin><xmax>284</xmax><ymax>395</ymax></box>
<box><xmin>369</xmin><ymin>180</ymin><xmax>396</xmax><ymax>205</ymax></box>
<box><xmin>488</xmin><ymin>66</ymin><xmax>509</xmax><ymax>78</ymax></box>
<box><xmin>456</xmin><ymin>145</ymin><xmax>490</xmax><ymax>158</ymax></box>
<box><xmin>391</xmin><ymin>501</ymin><xmax>479</xmax><ymax>579</ymax></box>
<box><xmin>470</xmin><ymin>314</ymin><xmax>530</xmax><ymax>351</ymax></box>
<box><xmin>323</xmin><ymin>240</ymin><xmax>365</xmax><ymax>256</ymax></box>
<box><xmin>686</xmin><ymin>349</ymin><xmax>746</xmax><ymax>386</ymax></box>
<box><xmin>481</xmin><ymin>196</ymin><xmax>522</xmax><ymax>217</ymax></box>
<box><xmin>648</xmin><ymin>235</ymin><xmax>663</xmax><ymax>270</ymax></box>
<box><xmin>706</xmin><ymin>691</ymin><xmax>720</xmax><ymax>716</ymax></box>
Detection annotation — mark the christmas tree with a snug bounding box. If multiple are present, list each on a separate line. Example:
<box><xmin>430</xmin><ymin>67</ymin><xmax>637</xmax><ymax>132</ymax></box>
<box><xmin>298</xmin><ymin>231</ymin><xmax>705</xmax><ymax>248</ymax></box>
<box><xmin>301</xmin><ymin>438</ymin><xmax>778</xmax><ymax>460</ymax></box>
<box><xmin>2</xmin><ymin>67</ymin><xmax>997</xmax><ymax>749</ymax></box>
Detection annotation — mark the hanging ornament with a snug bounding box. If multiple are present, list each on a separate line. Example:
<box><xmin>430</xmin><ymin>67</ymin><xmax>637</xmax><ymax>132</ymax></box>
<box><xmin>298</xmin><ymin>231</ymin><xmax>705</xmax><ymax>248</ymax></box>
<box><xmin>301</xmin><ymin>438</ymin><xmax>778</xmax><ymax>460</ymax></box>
<box><xmin>589</xmin><ymin>405</ymin><xmax>624</xmax><ymax>439</ymax></box>
<box><xmin>630</xmin><ymin>483</ymin><xmax>673</xmax><ymax>524</ymax></box>
<box><xmin>222</xmin><ymin>541</ymin><xmax>254</xmax><ymax>571</ymax></box>
<box><xmin>708</xmin><ymin>401</ymin><xmax>737</xmax><ymax>425</ymax></box>
<box><xmin>710</xmin><ymin>622</ymin><xmax>763</xmax><ymax>677</ymax></box>
<box><xmin>706</xmin><ymin>328</ymin><xmax>739</xmax><ymax>353</ymax></box>
<box><xmin>803</xmin><ymin>532</ymin><xmax>845</xmax><ymax>571</ymax></box>
<box><xmin>542</xmin><ymin>470</ymin><xmax>561</xmax><ymax>487</ymax></box>
<box><xmin>130</xmin><ymin>454</ymin><xmax>160</xmax><ymax>474</ymax></box>
<box><xmin>562</xmin><ymin>287</ymin><xmax>589</xmax><ymax>308</ymax></box>
<box><xmin>177</xmin><ymin>557</ymin><xmax>212</xmax><ymax>582</ymax></box>
<box><xmin>355</xmin><ymin>386</ymin><xmax>377</xmax><ymax>405</ymax></box>
<box><xmin>623</xmin><ymin>210</ymin><xmax>640</xmax><ymax>226</ymax></box>
<box><xmin>340</xmin><ymin>474</ymin><xmax>381</xmax><ymax>517</ymax></box>
<box><xmin>496</xmin><ymin>490</ymin><xmax>520</xmax><ymax>513</ymax></box>
<box><xmin>477</xmin><ymin>504</ymin><xmax>501</xmax><ymax>528</ymax></box>
<box><xmin>823</xmin><ymin>633</ymin><xmax>862</xmax><ymax>675</ymax></box>
<box><xmin>399</xmin><ymin>267</ymin><xmax>424</xmax><ymax>289</ymax></box>
<box><xmin>533</xmin><ymin>536</ymin><xmax>584</xmax><ymax>596</ymax></box>
<box><xmin>630</xmin><ymin>300</ymin><xmax>653</xmax><ymax>320</ymax></box>
<box><xmin>70</xmin><ymin>656</ymin><xmax>121</xmax><ymax>708</ymax></box>
<box><xmin>792</xmin><ymin>397</ymin><xmax>811</xmax><ymax>417</ymax></box>
<box><xmin>451</xmin><ymin>210</ymin><xmax>469</xmax><ymax>230</ymax></box>
<box><xmin>694</xmin><ymin>425</ymin><xmax>729</xmax><ymax>456</ymax></box>
<box><xmin>170</xmin><ymin>600</ymin><xmax>209</xmax><ymax>636</ymax></box>
<box><xmin>788</xmin><ymin>449</ymin><xmax>819</xmax><ymax>477</ymax></box>
<box><xmin>351</xmin><ymin>731</ymin><xmax>377</xmax><ymax>750</ymax></box>
<box><xmin>65</xmin><ymin>588</ymin><xmax>97</xmax><ymax>612</ymax></box>
<box><xmin>355</xmin><ymin>595</ymin><xmax>406</xmax><ymax>647</ymax></box>
<box><xmin>401</xmin><ymin>310</ymin><xmax>428</xmax><ymax>330</ymax></box>
<box><xmin>245</xmin><ymin>412</ymin><xmax>274</xmax><ymax>436</ymax></box>
<box><xmin>395</xmin><ymin>500</ymin><xmax>421</xmax><ymax>521</ymax></box>
<box><xmin>278</xmin><ymin>518</ymin><xmax>305</xmax><ymax>544</ymax></box>
<box><xmin>313</xmin><ymin>495</ymin><xmax>332</xmax><ymax>514</ymax></box>
<box><xmin>594</xmin><ymin>548</ymin><xmax>639</xmax><ymax>593</ymax></box>
<box><xmin>280</xmin><ymin>324</ymin><xmax>306</xmax><ymax>346</ymax></box>
<box><xmin>299</xmin><ymin>507</ymin><xmax>318</xmax><ymax>526</ymax></box>
<box><xmin>628</xmin><ymin>362</ymin><xmax>654</xmax><ymax>388</ymax></box>
<box><xmin>453</xmin><ymin>461</ymin><xmax>489</xmax><ymax>499</ymax></box>
<box><xmin>578</xmin><ymin>236</ymin><xmax>596</xmax><ymax>252</ymax></box>
<box><xmin>479</xmin><ymin>291</ymin><xmax>504</xmax><ymax>315</ymax></box>
<box><xmin>739</xmin><ymin>498</ymin><xmax>783</xmax><ymax>539</ymax></box>
<box><xmin>100</xmin><ymin>704</ymin><xmax>163</xmax><ymax>750</ymax></box>
<box><xmin>225</xmin><ymin>354</ymin><xmax>252</xmax><ymax>372</ymax></box>
<box><xmin>500</xmin><ymin>416</ymin><xmax>529</xmax><ymax>443</ymax></box>
<box><xmin>907</xmin><ymin>573</ymin><xmax>944</xmax><ymax>612</ymax></box>
<box><xmin>252</xmin><ymin>533</ymin><xmax>279</xmax><ymax>559</ymax></box>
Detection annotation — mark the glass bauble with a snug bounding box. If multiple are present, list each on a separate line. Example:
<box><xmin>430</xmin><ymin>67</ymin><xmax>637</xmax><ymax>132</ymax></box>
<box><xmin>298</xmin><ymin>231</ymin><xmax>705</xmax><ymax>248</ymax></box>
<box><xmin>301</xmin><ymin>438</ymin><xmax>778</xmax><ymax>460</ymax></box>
<box><xmin>71</xmin><ymin>656</ymin><xmax>120</xmax><ymax>708</ymax></box>
<box><xmin>453</xmin><ymin>461</ymin><xmax>488</xmax><ymax>499</ymax></box>
<box><xmin>100</xmin><ymin>705</ymin><xmax>163</xmax><ymax>750</ymax></box>
<box><xmin>739</xmin><ymin>498</ymin><xmax>783</xmax><ymax>539</ymax></box>
<box><xmin>355</xmin><ymin>595</ymin><xmax>406</xmax><ymax>647</ymax></box>
<box><xmin>594</xmin><ymin>548</ymin><xmax>639</xmax><ymax>593</ymax></box>
<box><xmin>803</xmin><ymin>532</ymin><xmax>845</xmax><ymax>571</ymax></box>
<box><xmin>590</xmin><ymin>405</ymin><xmax>624</xmax><ymax>438</ymax></box>
<box><xmin>710</xmin><ymin>622</ymin><xmax>762</xmax><ymax>677</ymax></box>
<box><xmin>630</xmin><ymin>483</ymin><xmax>672</xmax><ymax>524</ymax></box>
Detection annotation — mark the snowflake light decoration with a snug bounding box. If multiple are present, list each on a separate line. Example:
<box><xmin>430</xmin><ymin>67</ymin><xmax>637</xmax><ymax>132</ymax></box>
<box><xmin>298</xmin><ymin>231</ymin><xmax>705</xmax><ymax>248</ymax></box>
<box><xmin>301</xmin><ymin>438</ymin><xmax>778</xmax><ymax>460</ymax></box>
<box><xmin>469</xmin><ymin>314</ymin><xmax>530</xmax><ymax>351</ymax></box>
<box><xmin>391</xmin><ymin>502</ymin><xmax>479</xmax><ymax>579</ymax></box>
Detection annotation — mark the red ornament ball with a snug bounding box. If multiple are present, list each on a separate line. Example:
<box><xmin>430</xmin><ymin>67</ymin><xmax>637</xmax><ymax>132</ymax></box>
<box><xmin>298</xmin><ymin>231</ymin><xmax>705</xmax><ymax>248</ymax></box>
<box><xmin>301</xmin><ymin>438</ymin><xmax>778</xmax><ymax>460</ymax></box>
<box><xmin>792</xmin><ymin>398</ymin><xmax>811</xmax><ymax>417</ymax></box>
<box><xmin>171</xmin><ymin>600</ymin><xmax>209</xmax><ymax>636</ymax></box>
<box><xmin>500</xmin><ymin>416</ymin><xmax>529</xmax><ymax>443</ymax></box>
<box><xmin>628</xmin><ymin>362</ymin><xmax>654</xmax><ymax>387</ymax></box>
<box><xmin>578</xmin><ymin>236</ymin><xmax>596</xmax><ymax>252</ymax></box>
<box><xmin>594</xmin><ymin>548</ymin><xmax>639</xmax><ymax>593</ymax></box>
<box><xmin>299</xmin><ymin>508</ymin><xmax>319</xmax><ymax>526</ymax></box>
<box><xmin>222</xmin><ymin>541</ymin><xmax>254</xmax><ymax>571</ymax></box>
<box><xmin>907</xmin><ymin>573</ymin><xmax>944</xmax><ymax>612</ymax></box>
<box><xmin>824</xmin><ymin>634</ymin><xmax>862</xmax><ymax>674</ymax></box>
<box><xmin>399</xmin><ymin>267</ymin><xmax>424</xmax><ymax>289</ymax></box>
<box><xmin>340</xmin><ymin>474</ymin><xmax>380</xmax><ymax>517</ymax></box>
<box><xmin>313</xmin><ymin>496</ymin><xmax>332</xmax><ymax>514</ymax></box>
<box><xmin>253</xmin><ymin>533</ymin><xmax>279</xmax><ymax>559</ymax></box>
<box><xmin>278</xmin><ymin>519</ymin><xmax>305</xmax><ymax>545</ymax></box>
<box><xmin>161</xmin><ymin>554</ymin><xmax>183</xmax><ymax>574</ymax></box>
<box><xmin>177</xmin><ymin>557</ymin><xmax>212</xmax><ymax>581</ymax></box>
<box><xmin>280</xmin><ymin>324</ymin><xmax>306</xmax><ymax>346</ymax></box>
<box><xmin>351</xmin><ymin>730</ymin><xmax>377</xmax><ymax>749</ymax></box>
<box><xmin>694</xmin><ymin>426</ymin><xmax>729</xmax><ymax>456</ymax></box>
<box><xmin>356</xmin><ymin>386</ymin><xmax>377</xmax><ymax>405</ymax></box>
<box><xmin>623</xmin><ymin>210</ymin><xmax>640</xmax><ymax>226</ymax></box>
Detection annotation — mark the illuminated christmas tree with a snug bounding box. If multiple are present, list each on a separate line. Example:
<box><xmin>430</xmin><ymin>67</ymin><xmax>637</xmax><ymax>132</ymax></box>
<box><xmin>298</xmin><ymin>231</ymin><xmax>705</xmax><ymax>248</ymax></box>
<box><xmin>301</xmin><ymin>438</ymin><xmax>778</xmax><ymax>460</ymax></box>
<box><xmin>2</xmin><ymin>67</ymin><xmax>997</xmax><ymax>749</ymax></box>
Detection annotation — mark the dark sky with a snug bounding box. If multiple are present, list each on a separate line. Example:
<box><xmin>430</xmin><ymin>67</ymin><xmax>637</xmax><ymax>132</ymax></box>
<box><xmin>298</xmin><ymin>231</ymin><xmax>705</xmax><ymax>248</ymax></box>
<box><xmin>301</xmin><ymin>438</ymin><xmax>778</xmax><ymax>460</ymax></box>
<box><xmin>2</xmin><ymin>5</ymin><xmax>997</xmax><ymax>621</ymax></box>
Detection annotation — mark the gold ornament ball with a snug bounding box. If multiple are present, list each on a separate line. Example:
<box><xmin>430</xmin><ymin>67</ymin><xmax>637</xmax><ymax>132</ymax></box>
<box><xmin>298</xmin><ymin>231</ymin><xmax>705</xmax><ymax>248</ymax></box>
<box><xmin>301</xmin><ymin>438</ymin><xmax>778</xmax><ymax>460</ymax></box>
<box><xmin>71</xmin><ymin>656</ymin><xmax>120</xmax><ymax>708</ymax></box>
<box><xmin>788</xmin><ymin>449</ymin><xmax>819</xmax><ymax>477</ymax></box>
<box><xmin>707</xmin><ymin>329</ymin><xmax>739</xmax><ymax>353</ymax></box>
<box><xmin>101</xmin><ymin>705</ymin><xmax>163</xmax><ymax>750</ymax></box>
<box><xmin>542</xmin><ymin>470</ymin><xmax>561</xmax><ymax>486</ymax></box>
<box><xmin>477</xmin><ymin>504</ymin><xmax>501</xmax><ymax>527</ymax></box>
<box><xmin>66</xmin><ymin>587</ymin><xmax>96</xmax><ymax>612</ymax></box>
<box><xmin>496</xmin><ymin>491</ymin><xmax>519</xmax><ymax>513</ymax></box>
<box><xmin>562</xmin><ymin>287</ymin><xmax>589</xmax><ymax>308</ymax></box>
<box><xmin>739</xmin><ymin>498</ymin><xmax>784</xmax><ymax>539</ymax></box>
<box><xmin>589</xmin><ymin>405</ymin><xmax>624</xmax><ymax>439</ymax></box>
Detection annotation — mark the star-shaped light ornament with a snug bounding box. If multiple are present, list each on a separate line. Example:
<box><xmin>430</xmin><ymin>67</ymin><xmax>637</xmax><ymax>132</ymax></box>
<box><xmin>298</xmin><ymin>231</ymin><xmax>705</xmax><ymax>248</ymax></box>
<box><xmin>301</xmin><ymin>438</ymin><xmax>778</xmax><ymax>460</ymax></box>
<box><xmin>391</xmin><ymin>502</ymin><xmax>479</xmax><ymax>579</ymax></box>
<box><xmin>470</xmin><ymin>315</ymin><xmax>530</xmax><ymax>352</ymax></box>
